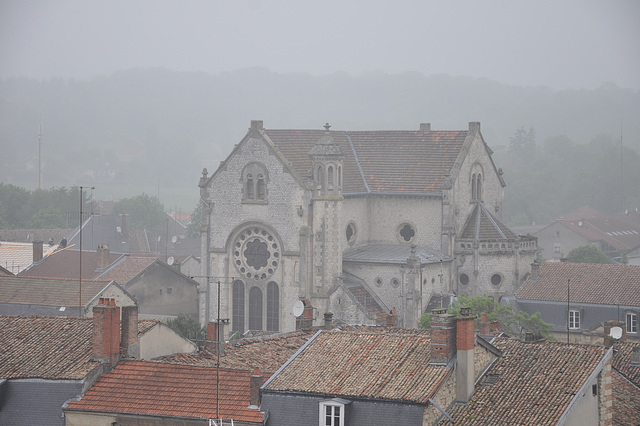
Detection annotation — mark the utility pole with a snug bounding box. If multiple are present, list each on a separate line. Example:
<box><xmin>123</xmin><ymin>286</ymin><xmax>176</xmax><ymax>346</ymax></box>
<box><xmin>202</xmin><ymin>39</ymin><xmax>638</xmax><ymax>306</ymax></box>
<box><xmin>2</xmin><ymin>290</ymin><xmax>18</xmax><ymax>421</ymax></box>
<box><xmin>38</xmin><ymin>124</ymin><xmax>43</xmax><ymax>190</ymax></box>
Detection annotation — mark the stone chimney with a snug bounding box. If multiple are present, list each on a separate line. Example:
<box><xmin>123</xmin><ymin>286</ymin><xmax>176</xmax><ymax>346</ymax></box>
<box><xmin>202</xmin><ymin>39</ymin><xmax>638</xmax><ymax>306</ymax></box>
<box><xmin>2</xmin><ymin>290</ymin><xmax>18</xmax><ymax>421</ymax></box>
<box><xmin>468</xmin><ymin>121</ymin><xmax>481</xmax><ymax>135</ymax></box>
<box><xmin>121</xmin><ymin>305</ymin><xmax>140</xmax><ymax>359</ymax></box>
<box><xmin>97</xmin><ymin>244</ymin><xmax>110</xmax><ymax>269</ymax></box>
<box><xmin>324</xmin><ymin>312</ymin><xmax>334</xmax><ymax>330</ymax></box>
<box><xmin>456</xmin><ymin>307</ymin><xmax>475</xmax><ymax>403</ymax></box>
<box><xmin>386</xmin><ymin>308</ymin><xmax>398</xmax><ymax>327</ymax></box>
<box><xmin>604</xmin><ymin>320</ymin><xmax>626</xmax><ymax>345</ymax></box>
<box><xmin>250</xmin><ymin>120</ymin><xmax>264</xmax><ymax>131</ymax></box>
<box><xmin>92</xmin><ymin>298</ymin><xmax>121</xmax><ymax>365</ymax></box>
<box><xmin>430</xmin><ymin>309</ymin><xmax>457</xmax><ymax>365</ymax></box>
<box><xmin>249</xmin><ymin>367</ymin><xmax>264</xmax><ymax>408</ymax></box>
<box><xmin>32</xmin><ymin>240</ymin><xmax>44</xmax><ymax>263</ymax></box>
<box><xmin>530</xmin><ymin>261</ymin><xmax>540</xmax><ymax>279</ymax></box>
<box><xmin>207</xmin><ymin>319</ymin><xmax>228</xmax><ymax>355</ymax></box>
<box><xmin>478</xmin><ymin>313</ymin><xmax>490</xmax><ymax>335</ymax></box>
<box><xmin>420</xmin><ymin>123</ymin><xmax>431</xmax><ymax>131</ymax></box>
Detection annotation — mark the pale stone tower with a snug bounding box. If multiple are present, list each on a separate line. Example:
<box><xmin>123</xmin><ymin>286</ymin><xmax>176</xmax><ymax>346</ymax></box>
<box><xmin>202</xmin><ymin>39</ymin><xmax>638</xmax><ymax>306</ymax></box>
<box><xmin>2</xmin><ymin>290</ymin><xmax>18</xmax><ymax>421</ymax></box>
<box><xmin>308</xmin><ymin>124</ymin><xmax>344</xmax><ymax>309</ymax></box>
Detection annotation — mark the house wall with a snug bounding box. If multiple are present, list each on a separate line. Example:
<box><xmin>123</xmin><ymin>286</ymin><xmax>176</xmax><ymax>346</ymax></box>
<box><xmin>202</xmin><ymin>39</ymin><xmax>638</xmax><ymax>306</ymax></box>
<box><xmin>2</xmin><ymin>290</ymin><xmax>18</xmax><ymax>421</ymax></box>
<box><xmin>84</xmin><ymin>284</ymin><xmax>136</xmax><ymax>318</ymax></box>
<box><xmin>534</xmin><ymin>223</ymin><xmax>589</xmax><ymax>261</ymax></box>
<box><xmin>126</xmin><ymin>263</ymin><xmax>198</xmax><ymax>318</ymax></box>
<box><xmin>422</xmin><ymin>370</ymin><xmax>456</xmax><ymax>425</ymax></box>
<box><xmin>139</xmin><ymin>322</ymin><xmax>198</xmax><ymax>360</ymax></box>
<box><xmin>261</xmin><ymin>393</ymin><xmax>424</xmax><ymax>426</ymax></box>
<box><xmin>563</xmin><ymin>358</ymin><xmax>612</xmax><ymax>426</ymax></box>
<box><xmin>0</xmin><ymin>379</ymin><xmax>83</xmax><ymax>426</ymax></box>
<box><xmin>64</xmin><ymin>411</ymin><xmax>259</xmax><ymax>425</ymax></box>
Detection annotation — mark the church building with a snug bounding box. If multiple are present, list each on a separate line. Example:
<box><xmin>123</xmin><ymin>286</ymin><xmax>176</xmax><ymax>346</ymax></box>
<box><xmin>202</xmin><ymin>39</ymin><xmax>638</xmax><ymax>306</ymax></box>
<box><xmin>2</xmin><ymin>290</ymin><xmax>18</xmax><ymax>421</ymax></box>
<box><xmin>197</xmin><ymin>120</ymin><xmax>536</xmax><ymax>334</ymax></box>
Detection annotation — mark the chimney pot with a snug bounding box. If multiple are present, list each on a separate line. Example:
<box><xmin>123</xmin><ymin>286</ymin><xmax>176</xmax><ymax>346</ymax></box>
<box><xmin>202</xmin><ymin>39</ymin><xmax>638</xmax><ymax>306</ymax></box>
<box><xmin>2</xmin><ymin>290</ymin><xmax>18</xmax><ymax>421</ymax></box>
<box><xmin>249</xmin><ymin>367</ymin><xmax>264</xmax><ymax>407</ymax></box>
<box><xmin>430</xmin><ymin>312</ymin><xmax>457</xmax><ymax>364</ymax></box>
<box><xmin>530</xmin><ymin>261</ymin><xmax>540</xmax><ymax>279</ymax></box>
<box><xmin>456</xmin><ymin>312</ymin><xmax>476</xmax><ymax>402</ymax></box>
<box><xmin>97</xmin><ymin>244</ymin><xmax>110</xmax><ymax>269</ymax></box>
<box><xmin>32</xmin><ymin>241</ymin><xmax>44</xmax><ymax>263</ymax></box>
<box><xmin>324</xmin><ymin>312</ymin><xmax>334</xmax><ymax>330</ymax></box>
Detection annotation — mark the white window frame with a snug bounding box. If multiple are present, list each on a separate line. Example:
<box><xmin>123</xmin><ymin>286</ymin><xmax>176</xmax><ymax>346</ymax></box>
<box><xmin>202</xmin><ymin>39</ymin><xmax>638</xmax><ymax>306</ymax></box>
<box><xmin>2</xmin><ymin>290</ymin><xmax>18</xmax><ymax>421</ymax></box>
<box><xmin>627</xmin><ymin>312</ymin><xmax>638</xmax><ymax>334</ymax></box>
<box><xmin>319</xmin><ymin>399</ymin><xmax>347</xmax><ymax>426</ymax></box>
<box><xmin>569</xmin><ymin>310</ymin><xmax>580</xmax><ymax>329</ymax></box>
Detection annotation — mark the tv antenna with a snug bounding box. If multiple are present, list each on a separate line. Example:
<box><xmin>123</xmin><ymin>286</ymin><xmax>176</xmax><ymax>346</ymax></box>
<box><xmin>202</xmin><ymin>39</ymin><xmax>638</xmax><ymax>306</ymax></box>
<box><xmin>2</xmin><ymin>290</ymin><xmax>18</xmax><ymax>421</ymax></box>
<box><xmin>38</xmin><ymin>124</ymin><xmax>43</xmax><ymax>190</ymax></box>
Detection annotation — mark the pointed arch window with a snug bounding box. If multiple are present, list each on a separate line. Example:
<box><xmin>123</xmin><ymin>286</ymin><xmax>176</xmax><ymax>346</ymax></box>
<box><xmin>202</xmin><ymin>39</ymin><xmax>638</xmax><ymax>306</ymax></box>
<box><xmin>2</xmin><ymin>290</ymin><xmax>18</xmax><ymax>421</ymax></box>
<box><xmin>267</xmin><ymin>282</ymin><xmax>279</xmax><ymax>331</ymax></box>
<box><xmin>232</xmin><ymin>281</ymin><xmax>245</xmax><ymax>333</ymax></box>
<box><xmin>471</xmin><ymin>174</ymin><xmax>477</xmax><ymax>200</ymax></box>
<box><xmin>249</xmin><ymin>286</ymin><xmax>263</xmax><ymax>330</ymax></box>
<box><xmin>328</xmin><ymin>165</ymin><xmax>334</xmax><ymax>189</ymax></box>
<box><xmin>242</xmin><ymin>163</ymin><xmax>268</xmax><ymax>203</ymax></box>
<box><xmin>476</xmin><ymin>173</ymin><xmax>482</xmax><ymax>201</ymax></box>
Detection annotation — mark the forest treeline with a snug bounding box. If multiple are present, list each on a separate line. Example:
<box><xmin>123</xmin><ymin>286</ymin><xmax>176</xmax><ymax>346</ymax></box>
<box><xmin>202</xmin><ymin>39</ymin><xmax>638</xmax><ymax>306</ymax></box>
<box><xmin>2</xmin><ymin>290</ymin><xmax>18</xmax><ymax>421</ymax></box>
<box><xmin>1</xmin><ymin>68</ymin><xmax>639</xmax><ymax>226</ymax></box>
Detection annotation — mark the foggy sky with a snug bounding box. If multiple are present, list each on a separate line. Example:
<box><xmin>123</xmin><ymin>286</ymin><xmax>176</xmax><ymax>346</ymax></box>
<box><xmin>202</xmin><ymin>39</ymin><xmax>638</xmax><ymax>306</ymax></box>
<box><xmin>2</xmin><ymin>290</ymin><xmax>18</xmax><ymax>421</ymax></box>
<box><xmin>1</xmin><ymin>0</ymin><xmax>639</xmax><ymax>90</ymax></box>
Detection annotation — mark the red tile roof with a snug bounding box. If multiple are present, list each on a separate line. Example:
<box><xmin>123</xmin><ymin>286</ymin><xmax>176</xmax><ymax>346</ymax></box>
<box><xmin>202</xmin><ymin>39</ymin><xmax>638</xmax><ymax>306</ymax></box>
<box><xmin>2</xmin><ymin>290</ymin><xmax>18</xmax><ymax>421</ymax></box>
<box><xmin>444</xmin><ymin>338</ymin><xmax>609</xmax><ymax>425</ymax></box>
<box><xmin>157</xmin><ymin>329</ymin><xmax>316</xmax><ymax>373</ymax></box>
<box><xmin>95</xmin><ymin>255</ymin><xmax>157</xmax><ymax>284</ymax></box>
<box><xmin>18</xmin><ymin>249</ymin><xmax>123</xmax><ymax>280</ymax></box>
<box><xmin>0</xmin><ymin>275</ymin><xmax>114</xmax><ymax>307</ymax></box>
<box><xmin>0</xmin><ymin>315</ymin><xmax>100</xmax><ymax>379</ymax></box>
<box><xmin>612</xmin><ymin>341</ymin><xmax>640</xmax><ymax>388</ymax></box>
<box><xmin>65</xmin><ymin>360</ymin><xmax>264</xmax><ymax>423</ymax></box>
<box><xmin>612</xmin><ymin>370</ymin><xmax>640</xmax><ymax>426</ymax></box>
<box><xmin>264</xmin><ymin>329</ymin><xmax>450</xmax><ymax>403</ymax></box>
<box><xmin>264</xmin><ymin>128</ymin><xmax>469</xmax><ymax>195</ymax></box>
<box><xmin>515</xmin><ymin>261</ymin><xmax>640</xmax><ymax>306</ymax></box>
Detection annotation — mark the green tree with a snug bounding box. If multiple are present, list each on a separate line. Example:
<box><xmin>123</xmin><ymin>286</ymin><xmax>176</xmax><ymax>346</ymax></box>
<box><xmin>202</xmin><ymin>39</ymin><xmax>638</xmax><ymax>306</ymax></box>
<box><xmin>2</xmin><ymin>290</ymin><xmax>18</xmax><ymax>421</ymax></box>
<box><xmin>565</xmin><ymin>245</ymin><xmax>613</xmax><ymax>264</ymax></box>
<box><xmin>186</xmin><ymin>201</ymin><xmax>206</xmax><ymax>238</ymax></box>
<box><xmin>112</xmin><ymin>193</ymin><xmax>166</xmax><ymax>240</ymax></box>
<box><xmin>508</xmin><ymin>126</ymin><xmax>536</xmax><ymax>158</ymax></box>
<box><xmin>420</xmin><ymin>295</ymin><xmax>553</xmax><ymax>339</ymax></box>
<box><xmin>167</xmin><ymin>313</ymin><xmax>206</xmax><ymax>343</ymax></box>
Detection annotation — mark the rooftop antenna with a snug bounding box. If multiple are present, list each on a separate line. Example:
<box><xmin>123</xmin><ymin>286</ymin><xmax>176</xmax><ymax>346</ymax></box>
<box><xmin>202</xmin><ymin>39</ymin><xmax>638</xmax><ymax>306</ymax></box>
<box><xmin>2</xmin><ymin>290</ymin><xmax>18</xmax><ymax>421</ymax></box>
<box><xmin>38</xmin><ymin>124</ymin><xmax>43</xmax><ymax>190</ymax></box>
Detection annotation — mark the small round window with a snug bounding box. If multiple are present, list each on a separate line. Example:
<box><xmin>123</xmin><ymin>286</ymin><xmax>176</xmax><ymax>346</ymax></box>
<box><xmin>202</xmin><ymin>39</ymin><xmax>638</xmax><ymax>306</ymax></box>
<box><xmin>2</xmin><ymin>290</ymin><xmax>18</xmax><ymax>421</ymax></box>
<box><xmin>459</xmin><ymin>273</ymin><xmax>469</xmax><ymax>285</ymax></box>
<box><xmin>391</xmin><ymin>278</ymin><xmax>400</xmax><ymax>288</ymax></box>
<box><xmin>374</xmin><ymin>277</ymin><xmax>383</xmax><ymax>287</ymax></box>
<box><xmin>491</xmin><ymin>273</ymin><xmax>503</xmax><ymax>286</ymax></box>
<box><xmin>397</xmin><ymin>223</ymin><xmax>416</xmax><ymax>243</ymax></box>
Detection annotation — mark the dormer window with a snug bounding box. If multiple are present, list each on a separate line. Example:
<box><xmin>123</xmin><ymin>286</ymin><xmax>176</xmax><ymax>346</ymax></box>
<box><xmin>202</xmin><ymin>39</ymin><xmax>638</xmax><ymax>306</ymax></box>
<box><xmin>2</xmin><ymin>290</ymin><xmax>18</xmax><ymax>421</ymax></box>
<box><xmin>242</xmin><ymin>163</ymin><xmax>268</xmax><ymax>203</ymax></box>
<box><xmin>319</xmin><ymin>399</ymin><xmax>349</xmax><ymax>426</ymax></box>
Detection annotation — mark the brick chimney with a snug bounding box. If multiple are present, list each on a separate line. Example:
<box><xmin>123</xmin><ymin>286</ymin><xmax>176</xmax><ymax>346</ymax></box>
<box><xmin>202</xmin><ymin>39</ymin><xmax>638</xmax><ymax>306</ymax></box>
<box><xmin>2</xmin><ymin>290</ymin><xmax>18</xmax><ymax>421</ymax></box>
<box><xmin>530</xmin><ymin>261</ymin><xmax>540</xmax><ymax>279</ymax></box>
<box><xmin>631</xmin><ymin>347</ymin><xmax>640</xmax><ymax>367</ymax></box>
<box><xmin>32</xmin><ymin>240</ymin><xmax>44</xmax><ymax>263</ymax></box>
<box><xmin>296</xmin><ymin>300</ymin><xmax>314</xmax><ymax>330</ymax></box>
<box><xmin>249</xmin><ymin>367</ymin><xmax>264</xmax><ymax>408</ymax></box>
<box><xmin>121</xmin><ymin>305</ymin><xmax>139</xmax><ymax>359</ymax></box>
<box><xmin>490</xmin><ymin>321</ymin><xmax>501</xmax><ymax>333</ymax></box>
<box><xmin>456</xmin><ymin>306</ymin><xmax>475</xmax><ymax>403</ymax></box>
<box><xmin>92</xmin><ymin>298</ymin><xmax>121</xmax><ymax>365</ymax></box>
<box><xmin>207</xmin><ymin>319</ymin><xmax>228</xmax><ymax>355</ymax></box>
<box><xmin>478</xmin><ymin>313</ymin><xmax>490</xmax><ymax>335</ymax></box>
<box><xmin>430</xmin><ymin>308</ymin><xmax>457</xmax><ymax>365</ymax></box>
<box><xmin>96</xmin><ymin>244</ymin><xmax>110</xmax><ymax>269</ymax></box>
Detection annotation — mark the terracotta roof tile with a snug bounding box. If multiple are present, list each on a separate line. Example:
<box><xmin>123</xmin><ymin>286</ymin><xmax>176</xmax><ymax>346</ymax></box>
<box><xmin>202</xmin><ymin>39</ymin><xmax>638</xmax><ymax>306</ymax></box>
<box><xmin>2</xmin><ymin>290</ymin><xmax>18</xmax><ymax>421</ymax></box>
<box><xmin>612</xmin><ymin>370</ymin><xmax>640</xmax><ymax>425</ymax></box>
<box><xmin>18</xmin><ymin>249</ymin><xmax>123</xmax><ymax>280</ymax></box>
<box><xmin>0</xmin><ymin>275</ymin><xmax>114</xmax><ymax>307</ymax></box>
<box><xmin>444</xmin><ymin>338</ymin><xmax>609</xmax><ymax>425</ymax></box>
<box><xmin>612</xmin><ymin>341</ymin><xmax>640</xmax><ymax>388</ymax></box>
<box><xmin>264</xmin><ymin>329</ymin><xmax>449</xmax><ymax>403</ymax></box>
<box><xmin>515</xmin><ymin>262</ymin><xmax>640</xmax><ymax>306</ymax></box>
<box><xmin>65</xmin><ymin>360</ymin><xmax>264</xmax><ymax>423</ymax></box>
<box><xmin>265</xmin><ymin>128</ymin><xmax>468</xmax><ymax>195</ymax></box>
<box><xmin>96</xmin><ymin>255</ymin><xmax>157</xmax><ymax>284</ymax></box>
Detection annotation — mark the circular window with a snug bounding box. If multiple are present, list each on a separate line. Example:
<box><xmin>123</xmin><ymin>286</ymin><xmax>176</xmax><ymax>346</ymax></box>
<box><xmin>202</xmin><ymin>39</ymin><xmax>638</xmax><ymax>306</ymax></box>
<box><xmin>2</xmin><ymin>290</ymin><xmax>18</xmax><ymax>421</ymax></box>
<box><xmin>397</xmin><ymin>223</ymin><xmax>416</xmax><ymax>243</ymax></box>
<box><xmin>346</xmin><ymin>222</ymin><xmax>357</xmax><ymax>245</ymax></box>
<box><xmin>233</xmin><ymin>227</ymin><xmax>280</xmax><ymax>280</ymax></box>
<box><xmin>374</xmin><ymin>277</ymin><xmax>383</xmax><ymax>287</ymax></box>
<box><xmin>459</xmin><ymin>273</ymin><xmax>469</xmax><ymax>285</ymax></box>
<box><xmin>491</xmin><ymin>273</ymin><xmax>503</xmax><ymax>286</ymax></box>
<box><xmin>391</xmin><ymin>278</ymin><xmax>400</xmax><ymax>288</ymax></box>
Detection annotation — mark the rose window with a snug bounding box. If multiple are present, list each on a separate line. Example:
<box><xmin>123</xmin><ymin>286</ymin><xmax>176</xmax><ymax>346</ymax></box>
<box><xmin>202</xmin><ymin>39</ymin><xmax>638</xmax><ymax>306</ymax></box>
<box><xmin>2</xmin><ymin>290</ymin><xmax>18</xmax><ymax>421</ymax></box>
<box><xmin>233</xmin><ymin>227</ymin><xmax>280</xmax><ymax>280</ymax></box>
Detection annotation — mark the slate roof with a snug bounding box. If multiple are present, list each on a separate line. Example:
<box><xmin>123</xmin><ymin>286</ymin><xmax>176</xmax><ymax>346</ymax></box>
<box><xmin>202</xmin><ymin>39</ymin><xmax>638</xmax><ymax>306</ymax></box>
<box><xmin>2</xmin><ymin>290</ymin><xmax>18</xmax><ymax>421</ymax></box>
<box><xmin>0</xmin><ymin>315</ymin><xmax>100</xmax><ymax>380</ymax></box>
<box><xmin>459</xmin><ymin>202</ymin><xmax>519</xmax><ymax>241</ymax></box>
<box><xmin>157</xmin><ymin>329</ymin><xmax>316</xmax><ymax>373</ymax></box>
<box><xmin>18</xmin><ymin>249</ymin><xmax>123</xmax><ymax>280</ymax></box>
<box><xmin>0</xmin><ymin>275</ymin><xmax>116</xmax><ymax>307</ymax></box>
<box><xmin>66</xmin><ymin>214</ymin><xmax>132</xmax><ymax>254</ymax></box>
<box><xmin>0</xmin><ymin>241</ymin><xmax>59</xmax><ymax>274</ymax></box>
<box><xmin>64</xmin><ymin>360</ymin><xmax>264</xmax><ymax>423</ymax></box>
<box><xmin>263</xmin><ymin>128</ymin><xmax>469</xmax><ymax>195</ymax></box>
<box><xmin>515</xmin><ymin>261</ymin><xmax>640</xmax><ymax>306</ymax></box>
<box><xmin>343</xmin><ymin>244</ymin><xmax>450</xmax><ymax>264</ymax></box>
<box><xmin>444</xmin><ymin>337</ymin><xmax>610</xmax><ymax>425</ymax></box>
<box><xmin>263</xmin><ymin>329</ymin><xmax>450</xmax><ymax>404</ymax></box>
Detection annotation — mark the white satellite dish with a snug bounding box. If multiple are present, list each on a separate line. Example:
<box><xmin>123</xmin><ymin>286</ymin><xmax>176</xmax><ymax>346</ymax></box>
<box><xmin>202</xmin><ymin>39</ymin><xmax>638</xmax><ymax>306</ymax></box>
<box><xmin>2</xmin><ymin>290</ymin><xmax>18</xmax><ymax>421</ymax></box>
<box><xmin>292</xmin><ymin>300</ymin><xmax>305</xmax><ymax>317</ymax></box>
<box><xmin>610</xmin><ymin>326</ymin><xmax>623</xmax><ymax>340</ymax></box>
<box><xmin>171</xmin><ymin>235</ymin><xmax>177</xmax><ymax>243</ymax></box>
<box><xmin>167</xmin><ymin>256</ymin><xmax>175</xmax><ymax>266</ymax></box>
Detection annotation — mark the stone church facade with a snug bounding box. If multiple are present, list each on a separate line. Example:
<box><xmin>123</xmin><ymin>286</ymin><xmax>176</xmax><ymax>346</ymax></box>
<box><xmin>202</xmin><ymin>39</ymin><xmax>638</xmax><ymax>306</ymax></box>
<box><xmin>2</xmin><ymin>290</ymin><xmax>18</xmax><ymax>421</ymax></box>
<box><xmin>198</xmin><ymin>120</ymin><xmax>536</xmax><ymax>334</ymax></box>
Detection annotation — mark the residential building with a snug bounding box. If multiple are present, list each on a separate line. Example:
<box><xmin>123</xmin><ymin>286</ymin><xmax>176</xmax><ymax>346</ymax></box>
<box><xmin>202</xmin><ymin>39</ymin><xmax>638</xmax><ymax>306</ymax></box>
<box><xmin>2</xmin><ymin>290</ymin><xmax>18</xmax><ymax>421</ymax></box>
<box><xmin>0</xmin><ymin>240</ymin><xmax>59</xmax><ymax>274</ymax></box>
<box><xmin>197</xmin><ymin>120</ymin><xmax>536</xmax><ymax>334</ymax></box>
<box><xmin>610</xmin><ymin>341</ymin><xmax>640</xmax><ymax>425</ymax></box>
<box><xmin>513</xmin><ymin>261</ymin><xmax>640</xmax><ymax>343</ymax></box>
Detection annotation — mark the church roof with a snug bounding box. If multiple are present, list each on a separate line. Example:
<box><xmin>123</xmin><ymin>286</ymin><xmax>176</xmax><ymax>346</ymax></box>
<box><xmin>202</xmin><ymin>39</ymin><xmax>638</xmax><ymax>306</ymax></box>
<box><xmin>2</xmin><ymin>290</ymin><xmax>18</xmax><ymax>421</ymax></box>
<box><xmin>343</xmin><ymin>244</ymin><xmax>450</xmax><ymax>264</ymax></box>
<box><xmin>459</xmin><ymin>202</ymin><xmax>519</xmax><ymax>241</ymax></box>
<box><xmin>263</xmin><ymin>128</ymin><xmax>469</xmax><ymax>195</ymax></box>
